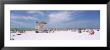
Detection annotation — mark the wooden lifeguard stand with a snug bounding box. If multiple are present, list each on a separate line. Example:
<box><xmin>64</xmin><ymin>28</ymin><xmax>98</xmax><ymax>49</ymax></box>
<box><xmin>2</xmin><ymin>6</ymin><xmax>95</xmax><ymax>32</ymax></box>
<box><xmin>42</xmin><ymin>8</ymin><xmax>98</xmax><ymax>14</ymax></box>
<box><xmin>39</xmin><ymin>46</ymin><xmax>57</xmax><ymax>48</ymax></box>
<box><xmin>35</xmin><ymin>21</ymin><xmax>47</xmax><ymax>33</ymax></box>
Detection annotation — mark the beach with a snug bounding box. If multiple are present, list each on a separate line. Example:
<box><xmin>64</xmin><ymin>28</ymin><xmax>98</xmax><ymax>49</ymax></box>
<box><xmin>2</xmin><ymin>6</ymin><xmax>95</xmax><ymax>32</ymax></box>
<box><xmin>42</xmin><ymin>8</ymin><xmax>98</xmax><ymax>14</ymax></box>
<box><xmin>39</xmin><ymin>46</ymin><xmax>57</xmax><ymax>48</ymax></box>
<box><xmin>10</xmin><ymin>29</ymin><xmax>100</xmax><ymax>40</ymax></box>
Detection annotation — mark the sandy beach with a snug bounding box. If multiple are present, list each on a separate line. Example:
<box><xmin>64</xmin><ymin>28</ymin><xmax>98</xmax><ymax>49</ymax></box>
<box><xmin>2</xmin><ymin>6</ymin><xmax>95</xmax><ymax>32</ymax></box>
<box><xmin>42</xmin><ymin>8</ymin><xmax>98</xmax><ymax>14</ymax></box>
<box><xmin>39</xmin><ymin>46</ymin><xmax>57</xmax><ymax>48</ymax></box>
<box><xmin>10</xmin><ymin>29</ymin><xmax>100</xmax><ymax>40</ymax></box>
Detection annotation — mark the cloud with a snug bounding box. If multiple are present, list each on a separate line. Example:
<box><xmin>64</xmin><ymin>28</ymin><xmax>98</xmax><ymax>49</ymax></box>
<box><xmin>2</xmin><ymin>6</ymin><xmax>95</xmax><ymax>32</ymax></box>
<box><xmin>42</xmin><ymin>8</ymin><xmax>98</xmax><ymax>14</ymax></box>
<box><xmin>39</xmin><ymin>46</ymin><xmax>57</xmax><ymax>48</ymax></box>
<box><xmin>11</xmin><ymin>16</ymin><xmax>39</xmax><ymax>21</ymax></box>
<box><xmin>48</xmin><ymin>11</ymin><xmax>72</xmax><ymax>24</ymax></box>
<box><xmin>27</xmin><ymin>10</ymin><xmax>44</xmax><ymax>15</ymax></box>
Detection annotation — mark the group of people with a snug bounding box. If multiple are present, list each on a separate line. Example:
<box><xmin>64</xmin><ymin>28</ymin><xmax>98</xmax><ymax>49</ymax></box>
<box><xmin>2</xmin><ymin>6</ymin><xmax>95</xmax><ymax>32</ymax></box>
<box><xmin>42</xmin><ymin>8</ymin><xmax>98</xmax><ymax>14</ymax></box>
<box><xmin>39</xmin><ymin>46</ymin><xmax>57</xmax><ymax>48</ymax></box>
<box><xmin>36</xmin><ymin>28</ymin><xmax>99</xmax><ymax>35</ymax></box>
<box><xmin>11</xmin><ymin>30</ymin><xmax>26</xmax><ymax>35</ymax></box>
<box><xmin>77</xmin><ymin>29</ymin><xmax>95</xmax><ymax>35</ymax></box>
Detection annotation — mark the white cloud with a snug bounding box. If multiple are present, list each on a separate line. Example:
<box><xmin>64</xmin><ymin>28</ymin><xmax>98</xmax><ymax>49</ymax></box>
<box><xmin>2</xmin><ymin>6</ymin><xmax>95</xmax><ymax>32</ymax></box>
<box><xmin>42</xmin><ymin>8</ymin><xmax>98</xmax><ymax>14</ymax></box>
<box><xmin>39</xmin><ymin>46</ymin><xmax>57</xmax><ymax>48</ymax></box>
<box><xmin>27</xmin><ymin>10</ymin><xmax>44</xmax><ymax>15</ymax></box>
<box><xmin>48</xmin><ymin>11</ymin><xmax>72</xmax><ymax>24</ymax></box>
<box><xmin>22</xmin><ymin>16</ymin><xmax>38</xmax><ymax>20</ymax></box>
<box><xmin>27</xmin><ymin>11</ymin><xmax>37</xmax><ymax>14</ymax></box>
<box><xmin>11</xmin><ymin>16</ymin><xmax>39</xmax><ymax>20</ymax></box>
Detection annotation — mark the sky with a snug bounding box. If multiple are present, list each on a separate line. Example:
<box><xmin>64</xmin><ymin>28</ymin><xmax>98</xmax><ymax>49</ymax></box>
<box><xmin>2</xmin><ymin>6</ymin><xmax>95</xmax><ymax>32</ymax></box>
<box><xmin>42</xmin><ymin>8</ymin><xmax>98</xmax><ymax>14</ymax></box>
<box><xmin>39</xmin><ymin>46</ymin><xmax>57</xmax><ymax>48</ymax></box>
<box><xmin>10</xmin><ymin>10</ymin><xmax>100</xmax><ymax>29</ymax></box>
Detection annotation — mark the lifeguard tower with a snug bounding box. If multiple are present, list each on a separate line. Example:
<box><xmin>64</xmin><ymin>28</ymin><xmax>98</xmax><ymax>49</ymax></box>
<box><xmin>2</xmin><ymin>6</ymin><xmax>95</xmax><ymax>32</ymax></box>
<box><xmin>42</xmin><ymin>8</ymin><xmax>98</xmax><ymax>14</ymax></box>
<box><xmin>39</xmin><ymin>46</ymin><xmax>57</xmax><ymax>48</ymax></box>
<box><xmin>35</xmin><ymin>21</ymin><xmax>48</xmax><ymax>33</ymax></box>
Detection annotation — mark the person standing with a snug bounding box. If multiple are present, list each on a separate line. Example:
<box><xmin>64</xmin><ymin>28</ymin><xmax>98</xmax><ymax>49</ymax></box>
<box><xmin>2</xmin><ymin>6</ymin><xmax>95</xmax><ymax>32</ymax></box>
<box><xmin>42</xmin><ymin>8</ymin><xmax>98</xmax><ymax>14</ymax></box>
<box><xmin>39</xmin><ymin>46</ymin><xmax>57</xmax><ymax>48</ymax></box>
<box><xmin>89</xmin><ymin>29</ymin><xmax>94</xmax><ymax>35</ymax></box>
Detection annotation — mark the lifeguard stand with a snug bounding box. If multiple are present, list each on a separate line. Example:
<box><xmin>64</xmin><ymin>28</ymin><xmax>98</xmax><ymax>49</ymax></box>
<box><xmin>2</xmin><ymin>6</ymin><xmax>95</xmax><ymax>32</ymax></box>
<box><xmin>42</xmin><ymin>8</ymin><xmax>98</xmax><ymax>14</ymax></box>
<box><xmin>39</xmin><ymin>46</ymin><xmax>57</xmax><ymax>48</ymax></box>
<box><xmin>35</xmin><ymin>21</ymin><xmax>48</xmax><ymax>33</ymax></box>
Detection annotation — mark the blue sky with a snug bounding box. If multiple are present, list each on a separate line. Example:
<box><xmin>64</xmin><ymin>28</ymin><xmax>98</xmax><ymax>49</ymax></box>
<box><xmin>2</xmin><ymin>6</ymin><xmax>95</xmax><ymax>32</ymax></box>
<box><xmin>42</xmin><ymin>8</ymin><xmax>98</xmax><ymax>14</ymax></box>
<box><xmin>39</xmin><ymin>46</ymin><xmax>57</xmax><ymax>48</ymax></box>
<box><xmin>10</xmin><ymin>10</ymin><xmax>100</xmax><ymax>29</ymax></box>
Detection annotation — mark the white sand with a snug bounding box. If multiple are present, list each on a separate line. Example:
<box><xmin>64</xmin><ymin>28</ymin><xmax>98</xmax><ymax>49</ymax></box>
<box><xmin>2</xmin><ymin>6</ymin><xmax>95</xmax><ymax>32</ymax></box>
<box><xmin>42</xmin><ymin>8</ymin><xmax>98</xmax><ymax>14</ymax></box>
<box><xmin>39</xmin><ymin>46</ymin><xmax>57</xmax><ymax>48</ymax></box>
<box><xmin>11</xmin><ymin>30</ymin><xmax>100</xmax><ymax>40</ymax></box>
